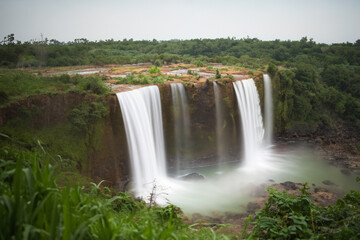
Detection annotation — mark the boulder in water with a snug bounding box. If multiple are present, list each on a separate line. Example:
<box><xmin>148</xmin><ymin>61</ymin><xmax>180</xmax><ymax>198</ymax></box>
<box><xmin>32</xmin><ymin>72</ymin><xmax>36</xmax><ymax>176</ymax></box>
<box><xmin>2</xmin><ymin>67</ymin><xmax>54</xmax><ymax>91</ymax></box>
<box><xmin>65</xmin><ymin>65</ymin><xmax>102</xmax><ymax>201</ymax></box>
<box><xmin>280</xmin><ymin>181</ymin><xmax>299</xmax><ymax>190</ymax></box>
<box><xmin>322</xmin><ymin>180</ymin><xmax>337</xmax><ymax>186</ymax></box>
<box><xmin>340</xmin><ymin>169</ymin><xmax>351</xmax><ymax>176</ymax></box>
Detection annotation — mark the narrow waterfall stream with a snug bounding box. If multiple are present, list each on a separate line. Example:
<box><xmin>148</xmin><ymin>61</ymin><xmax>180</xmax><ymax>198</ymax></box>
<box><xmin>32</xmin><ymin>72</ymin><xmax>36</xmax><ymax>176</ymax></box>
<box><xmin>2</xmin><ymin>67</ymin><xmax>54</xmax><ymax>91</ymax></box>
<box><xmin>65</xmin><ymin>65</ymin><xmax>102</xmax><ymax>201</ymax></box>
<box><xmin>170</xmin><ymin>83</ymin><xmax>191</xmax><ymax>173</ymax></box>
<box><xmin>116</xmin><ymin>86</ymin><xmax>167</xmax><ymax>198</ymax></box>
<box><xmin>264</xmin><ymin>74</ymin><xmax>273</xmax><ymax>145</ymax></box>
<box><xmin>213</xmin><ymin>81</ymin><xmax>225</xmax><ymax>168</ymax></box>
<box><xmin>233</xmin><ymin>79</ymin><xmax>265</xmax><ymax>167</ymax></box>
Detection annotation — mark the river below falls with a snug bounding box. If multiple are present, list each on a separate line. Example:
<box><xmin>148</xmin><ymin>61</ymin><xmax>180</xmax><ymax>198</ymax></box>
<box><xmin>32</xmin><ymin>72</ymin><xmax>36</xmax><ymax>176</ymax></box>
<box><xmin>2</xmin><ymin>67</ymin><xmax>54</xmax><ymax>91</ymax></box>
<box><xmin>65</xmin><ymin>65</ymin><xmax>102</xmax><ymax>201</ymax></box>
<box><xmin>145</xmin><ymin>144</ymin><xmax>359</xmax><ymax>216</ymax></box>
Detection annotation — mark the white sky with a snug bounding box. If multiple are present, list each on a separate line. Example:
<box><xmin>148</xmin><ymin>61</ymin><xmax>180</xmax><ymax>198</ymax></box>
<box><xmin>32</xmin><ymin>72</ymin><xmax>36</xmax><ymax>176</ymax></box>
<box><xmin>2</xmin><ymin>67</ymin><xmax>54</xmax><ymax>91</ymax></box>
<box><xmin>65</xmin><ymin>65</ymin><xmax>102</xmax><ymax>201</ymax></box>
<box><xmin>0</xmin><ymin>0</ymin><xmax>359</xmax><ymax>44</ymax></box>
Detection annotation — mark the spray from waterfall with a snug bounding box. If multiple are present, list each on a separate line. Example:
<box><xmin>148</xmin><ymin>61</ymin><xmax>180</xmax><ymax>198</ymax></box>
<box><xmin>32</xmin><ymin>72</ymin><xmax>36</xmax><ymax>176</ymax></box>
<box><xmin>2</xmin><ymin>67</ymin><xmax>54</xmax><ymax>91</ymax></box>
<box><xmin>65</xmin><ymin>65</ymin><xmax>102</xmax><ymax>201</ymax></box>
<box><xmin>213</xmin><ymin>81</ymin><xmax>225</xmax><ymax>167</ymax></box>
<box><xmin>170</xmin><ymin>83</ymin><xmax>190</xmax><ymax>173</ymax></box>
<box><xmin>263</xmin><ymin>74</ymin><xmax>273</xmax><ymax>145</ymax></box>
<box><xmin>116</xmin><ymin>86</ymin><xmax>167</xmax><ymax>197</ymax></box>
<box><xmin>233</xmin><ymin>79</ymin><xmax>265</xmax><ymax>167</ymax></box>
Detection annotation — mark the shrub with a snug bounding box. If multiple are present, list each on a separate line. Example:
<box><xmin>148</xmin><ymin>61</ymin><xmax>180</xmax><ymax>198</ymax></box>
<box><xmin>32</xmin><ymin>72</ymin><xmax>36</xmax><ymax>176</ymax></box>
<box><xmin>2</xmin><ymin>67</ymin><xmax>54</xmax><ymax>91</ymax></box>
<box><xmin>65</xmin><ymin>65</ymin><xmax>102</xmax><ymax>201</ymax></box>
<box><xmin>154</xmin><ymin>59</ymin><xmax>163</xmax><ymax>67</ymax></box>
<box><xmin>250</xmin><ymin>181</ymin><xmax>360</xmax><ymax>240</ymax></box>
<box><xmin>267</xmin><ymin>63</ymin><xmax>278</xmax><ymax>76</ymax></box>
<box><xmin>148</xmin><ymin>66</ymin><xmax>161</xmax><ymax>74</ymax></box>
<box><xmin>215</xmin><ymin>69</ymin><xmax>221</xmax><ymax>79</ymax></box>
<box><xmin>69</xmin><ymin>101</ymin><xmax>108</xmax><ymax>132</ymax></box>
<box><xmin>223</xmin><ymin>74</ymin><xmax>234</xmax><ymax>80</ymax></box>
<box><xmin>78</xmin><ymin>76</ymin><xmax>108</xmax><ymax>94</ymax></box>
<box><xmin>193</xmin><ymin>61</ymin><xmax>204</xmax><ymax>67</ymax></box>
<box><xmin>59</xmin><ymin>74</ymin><xmax>71</xmax><ymax>83</ymax></box>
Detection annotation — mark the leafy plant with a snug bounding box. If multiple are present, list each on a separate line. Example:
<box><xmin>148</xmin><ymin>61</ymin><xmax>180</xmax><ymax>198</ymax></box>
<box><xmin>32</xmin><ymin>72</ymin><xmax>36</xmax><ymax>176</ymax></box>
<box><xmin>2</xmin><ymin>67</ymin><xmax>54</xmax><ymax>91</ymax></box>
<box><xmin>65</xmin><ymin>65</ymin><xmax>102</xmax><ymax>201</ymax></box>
<box><xmin>250</xmin><ymin>181</ymin><xmax>360</xmax><ymax>240</ymax></box>
<box><xmin>77</xmin><ymin>75</ymin><xmax>108</xmax><ymax>94</ymax></box>
<box><xmin>69</xmin><ymin>101</ymin><xmax>108</xmax><ymax>132</ymax></box>
<box><xmin>215</xmin><ymin>69</ymin><xmax>221</xmax><ymax>79</ymax></box>
<box><xmin>0</xmin><ymin>144</ymin><xmax>228</xmax><ymax>239</ymax></box>
<box><xmin>148</xmin><ymin>66</ymin><xmax>161</xmax><ymax>74</ymax></box>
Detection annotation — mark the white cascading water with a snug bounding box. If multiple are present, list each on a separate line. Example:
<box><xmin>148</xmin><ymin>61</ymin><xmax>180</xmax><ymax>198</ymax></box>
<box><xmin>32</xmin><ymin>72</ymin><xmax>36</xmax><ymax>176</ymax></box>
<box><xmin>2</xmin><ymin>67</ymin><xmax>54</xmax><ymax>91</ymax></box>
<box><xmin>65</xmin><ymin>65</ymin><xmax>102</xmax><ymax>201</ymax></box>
<box><xmin>263</xmin><ymin>74</ymin><xmax>273</xmax><ymax>145</ymax></box>
<box><xmin>116</xmin><ymin>86</ymin><xmax>167</xmax><ymax>197</ymax></box>
<box><xmin>170</xmin><ymin>83</ymin><xmax>190</xmax><ymax>173</ymax></box>
<box><xmin>213</xmin><ymin>81</ymin><xmax>225</xmax><ymax>166</ymax></box>
<box><xmin>233</xmin><ymin>79</ymin><xmax>265</xmax><ymax>167</ymax></box>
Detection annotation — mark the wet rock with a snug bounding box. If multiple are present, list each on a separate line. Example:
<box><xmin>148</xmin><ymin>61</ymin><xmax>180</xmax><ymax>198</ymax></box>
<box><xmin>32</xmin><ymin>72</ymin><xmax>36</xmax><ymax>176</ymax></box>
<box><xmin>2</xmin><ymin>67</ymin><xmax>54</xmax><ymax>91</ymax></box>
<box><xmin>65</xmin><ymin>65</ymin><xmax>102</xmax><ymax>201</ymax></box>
<box><xmin>280</xmin><ymin>181</ymin><xmax>299</xmax><ymax>190</ymax></box>
<box><xmin>246</xmin><ymin>202</ymin><xmax>261</xmax><ymax>213</ymax></box>
<box><xmin>314</xmin><ymin>187</ymin><xmax>329</xmax><ymax>193</ymax></box>
<box><xmin>322</xmin><ymin>180</ymin><xmax>337</xmax><ymax>186</ymax></box>
<box><xmin>340</xmin><ymin>169</ymin><xmax>351</xmax><ymax>176</ymax></box>
<box><xmin>179</xmin><ymin>172</ymin><xmax>205</xmax><ymax>181</ymax></box>
<box><xmin>311</xmin><ymin>191</ymin><xmax>338</xmax><ymax>206</ymax></box>
<box><xmin>268</xmin><ymin>179</ymin><xmax>275</xmax><ymax>183</ymax></box>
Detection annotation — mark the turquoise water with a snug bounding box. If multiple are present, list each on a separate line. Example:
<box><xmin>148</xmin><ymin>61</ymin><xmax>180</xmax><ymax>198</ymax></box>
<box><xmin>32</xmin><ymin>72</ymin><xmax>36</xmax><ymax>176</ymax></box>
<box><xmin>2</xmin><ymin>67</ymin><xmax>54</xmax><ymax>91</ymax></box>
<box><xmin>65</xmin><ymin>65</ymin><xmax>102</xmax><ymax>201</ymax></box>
<box><xmin>166</xmin><ymin>146</ymin><xmax>359</xmax><ymax>215</ymax></box>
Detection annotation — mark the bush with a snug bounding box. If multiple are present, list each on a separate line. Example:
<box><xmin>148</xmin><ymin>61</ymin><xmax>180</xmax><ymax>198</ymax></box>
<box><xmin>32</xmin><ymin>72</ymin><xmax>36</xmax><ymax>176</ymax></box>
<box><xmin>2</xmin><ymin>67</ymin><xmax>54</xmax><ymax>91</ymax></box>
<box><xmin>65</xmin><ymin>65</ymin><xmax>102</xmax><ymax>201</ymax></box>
<box><xmin>69</xmin><ymin>101</ymin><xmax>108</xmax><ymax>132</ymax></box>
<box><xmin>115</xmin><ymin>73</ymin><xmax>164</xmax><ymax>85</ymax></box>
<box><xmin>215</xmin><ymin>69</ymin><xmax>221</xmax><ymax>79</ymax></box>
<box><xmin>223</xmin><ymin>74</ymin><xmax>234</xmax><ymax>80</ymax></box>
<box><xmin>250</xmin><ymin>181</ymin><xmax>360</xmax><ymax>240</ymax></box>
<box><xmin>154</xmin><ymin>59</ymin><xmax>163</xmax><ymax>67</ymax></box>
<box><xmin>193</xmin><ymin>61</ymin><xmax>204</xmax><ymax>67</ymax></box>
<box><xmin>59</xmin><ymin>74</ymin><xmax>71</xmax><ymax>83</ymax></box>
<box><xmin>267</xmin><ymin>63</ymin><xmax>278</xmax><ymax>76</ymax></box>
<box><xmin>78</xmin><ymin>76</ymin><xmax>108</xmax><ymax>94</ymax></box>
<box><xmin>148</xmin><ymin>66</ymin><xmax>161</xmax><ymax>74</ymax></box>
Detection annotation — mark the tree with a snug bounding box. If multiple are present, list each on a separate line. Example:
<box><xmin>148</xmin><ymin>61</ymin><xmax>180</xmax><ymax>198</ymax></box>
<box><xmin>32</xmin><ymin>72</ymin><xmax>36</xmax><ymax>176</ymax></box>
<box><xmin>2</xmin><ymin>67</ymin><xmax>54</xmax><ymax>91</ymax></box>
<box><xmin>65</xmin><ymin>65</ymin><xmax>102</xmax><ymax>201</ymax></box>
<box><xmin>2</xmin><ymin>33</ymin><xmax>15</xmax><ymax>45</ymax></box>
<box><xmin>215</xmin><ymin>69</ymin><xmax>221</xmax><ymax>79</ymax></box>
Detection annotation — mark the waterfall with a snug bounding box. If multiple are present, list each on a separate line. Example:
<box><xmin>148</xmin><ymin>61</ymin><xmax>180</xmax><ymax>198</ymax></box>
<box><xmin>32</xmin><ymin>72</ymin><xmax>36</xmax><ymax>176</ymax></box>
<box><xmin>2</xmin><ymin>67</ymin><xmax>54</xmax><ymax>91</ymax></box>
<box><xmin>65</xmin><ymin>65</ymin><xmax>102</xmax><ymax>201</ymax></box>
<box><xmin>233</xmin><ymin>79</ymin><xmax>265</xmax><ymax>166</ymax></box>
<box><xmin>263</xmin><ymin>74</ymin><xmax>273</xmax><ymax>145</ymax></box>
<box><xmin>170</xmin><ymin>83</ymin><xmax>190</xmax><ymax>173</ymax></box>
<box><xmin>116</xmin><ymin>86</ymin><xmax>166</xmax><ymax>197</ymax></box>
<box><xmin>213</xmin><ymin>81</ymin><xmax>225</xmax><ymax>166</ymax></box>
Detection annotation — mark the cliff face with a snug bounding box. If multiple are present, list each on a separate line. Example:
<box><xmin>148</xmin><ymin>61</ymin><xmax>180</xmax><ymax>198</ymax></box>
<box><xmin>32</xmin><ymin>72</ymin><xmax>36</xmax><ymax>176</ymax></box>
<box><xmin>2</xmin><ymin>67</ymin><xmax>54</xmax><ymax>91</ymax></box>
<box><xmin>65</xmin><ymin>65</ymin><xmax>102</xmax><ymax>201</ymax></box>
<box><xmin>0</xmin><ymin>82</ymin><xmax>243</xmax><ymax>187</ymax></box>
<box><xmin>83</xmin><ymin>95</ymin><xmax>130</xmax><ymax>189</ymax></box>
<box><xmin>0</xmin><ymin>92</ymin><xmax>86</xmax><ymax>127</ymax></box>
<box><xmin>160</xmin><ymin>81</ymin><xmax>241</xmax><ymax>169</ymax></box>
<box><xmin>0</xmin><ymin>93</ymin><xmax>130</xmax><ymax>188</ymax></box>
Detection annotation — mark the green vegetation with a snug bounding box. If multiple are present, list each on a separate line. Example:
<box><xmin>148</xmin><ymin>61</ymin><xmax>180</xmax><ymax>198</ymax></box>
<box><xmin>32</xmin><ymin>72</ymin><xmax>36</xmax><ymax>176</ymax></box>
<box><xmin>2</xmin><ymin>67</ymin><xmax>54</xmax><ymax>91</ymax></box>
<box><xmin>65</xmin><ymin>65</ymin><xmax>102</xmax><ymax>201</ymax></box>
<box><xmin>0</xmin><ymin>145</ymin><xmax>229</xmax><ymax>239</ymax></box>
<box><xmin>192</xmin><ymin>61</ymin><xmax>205</xmax><ymax>67</ymax></box>
<box><xmin>215</xmin><ymin>69</ymin><xmax>221</xmax><ymax>79</ymax></box>
<box><xmin>250</xmin><ymin>182</ymin><xmax>360</xmax><ymax>239</ymax></box>
<box><xmin>148</xmin><ymin>65</ymin><xmax>162</xmax><ymax>74</ymax></box>
<box><xmin>2</xmin><ymin>35</ymin><xmax>359</xmax><ymax>132</ymax></box>
<box><xmin>115</xmin><ymin>73</ymin><xmax>164</xmax><ymax>85</ymax></box>
<box><xmin>0</xmin><ymin>74</ymin><xmax>110</xmax><ymax>179</ymax></box>
<box><xmin>0</xmin><ymin>70</ymin><xmax>109</xmax><ymax>106</ymax></box>
<box><xmin>271</xmin><ymin>63</ymin><xmax>360</xmax><ymax>132</ymax></box>
<box><xmin>0</xmin><ymin>69</ymin><xmax>110</xmax><ymax>175</ymax></box>
<box><xmin>1</xmin><ymin>142</ymin><xmax>359</xmax><ymax>239</ymax></box>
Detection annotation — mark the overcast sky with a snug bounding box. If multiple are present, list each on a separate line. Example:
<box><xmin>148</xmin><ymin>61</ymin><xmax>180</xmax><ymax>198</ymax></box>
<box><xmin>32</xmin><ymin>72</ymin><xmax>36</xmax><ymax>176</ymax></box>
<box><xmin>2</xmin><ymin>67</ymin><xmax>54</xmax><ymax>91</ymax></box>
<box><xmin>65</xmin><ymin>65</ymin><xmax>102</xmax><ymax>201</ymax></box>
<box><xmin>0</xmin><ymin>0</ymin><xmax>359</xmax><ymax>44</ymax></box>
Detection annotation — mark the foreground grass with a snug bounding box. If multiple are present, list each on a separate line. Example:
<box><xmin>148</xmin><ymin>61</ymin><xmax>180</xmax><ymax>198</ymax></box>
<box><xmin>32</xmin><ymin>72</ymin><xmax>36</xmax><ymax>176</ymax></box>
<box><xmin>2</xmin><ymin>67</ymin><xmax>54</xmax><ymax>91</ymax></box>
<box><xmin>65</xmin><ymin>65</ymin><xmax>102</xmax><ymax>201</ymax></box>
<box><xmin>1</xmin><ymin>141</ymin><xmax>360</xmax><ymax>239</ymax></box>
<box><xmin>0</xmin><ymin>144</ymin><xmax>230</xmax><ymax>240</ymax></box>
